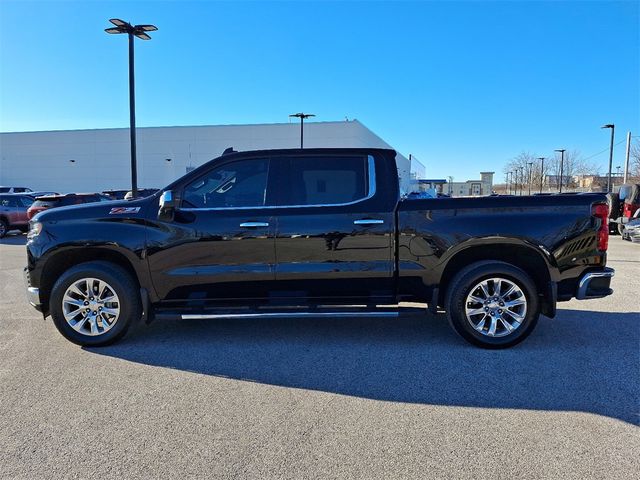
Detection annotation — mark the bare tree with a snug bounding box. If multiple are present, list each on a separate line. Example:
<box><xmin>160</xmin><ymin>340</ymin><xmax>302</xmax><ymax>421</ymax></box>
<box><xmin>504</xmin><ymin>150</ymin><xmax>601</xmax><ymax>193</ymax></box>
<box><xmin>547</xmin><ymin>150</ymin><xmax>600</xmax><ymax>189</ymax></box>
<box><xmin>504</xmin><ymin>152</ymin><xmax>539</xmax><ymax>194</ymax></box>
<box><xmin>630</xmin><ymin>139</ymin><xmax>640</xmax><ymax>180</ymax></box>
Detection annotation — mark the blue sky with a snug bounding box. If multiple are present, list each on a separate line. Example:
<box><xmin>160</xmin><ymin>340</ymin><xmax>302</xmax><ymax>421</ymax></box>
<box><xmin>1</xmin><ymin>0</ymin><xmax>638</xmax><ymax>180</ymax></box>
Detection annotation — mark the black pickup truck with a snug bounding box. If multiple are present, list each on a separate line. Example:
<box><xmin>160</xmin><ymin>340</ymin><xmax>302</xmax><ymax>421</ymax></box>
<box><xmin>24</xmin><ymin>148</ymin><xmax>614</xmax><ymax>348</ymax></box>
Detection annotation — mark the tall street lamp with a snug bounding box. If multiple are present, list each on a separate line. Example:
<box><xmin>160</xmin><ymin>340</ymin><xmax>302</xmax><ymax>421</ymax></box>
<box><xmin>555</xmin><ymin>149</ymin><xmax>566</xmax><ymax>193</ymax></box>
<box><xmin>538</xmin><ymin>157</ymin><xmax>545</xmax><ymax>193</ymax></box>
<box><xmin>527</xmin><ymin>161</ymin><xmax>533</xmax><ymax>195</ymax></box>
<box><xmin>105</xmin><ymin>18</ymin><xmax>158</xmax><ymax>199</ymax></box>
<box><xmin>289</xmin><ymin>113</ymin><xmax>315</xmax><ymax>148</ymax></box>
<box><xmin>601</xmin><ymin>124</ymin><xmax>615</xmax><ymax>192</ymax></box>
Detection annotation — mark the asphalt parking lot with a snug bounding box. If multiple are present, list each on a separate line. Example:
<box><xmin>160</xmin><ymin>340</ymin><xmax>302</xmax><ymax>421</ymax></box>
<box><xmin>0</xmin><ymin>234</ymin><xmax>638</xmax><ymax>479</ymax></box>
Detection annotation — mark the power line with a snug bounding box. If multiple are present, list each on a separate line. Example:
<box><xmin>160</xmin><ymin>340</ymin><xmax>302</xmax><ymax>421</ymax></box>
<box><xmin>580</xmin><ymin>139</ymin><xmax>627</xmax><ymax>162</ymax></box>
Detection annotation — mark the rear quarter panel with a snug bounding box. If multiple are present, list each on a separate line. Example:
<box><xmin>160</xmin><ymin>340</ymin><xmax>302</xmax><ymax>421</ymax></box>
<box><xmin>397</xmin><ymin>194</ymin><xmax>607</xmax><ymax>299</ymax></box>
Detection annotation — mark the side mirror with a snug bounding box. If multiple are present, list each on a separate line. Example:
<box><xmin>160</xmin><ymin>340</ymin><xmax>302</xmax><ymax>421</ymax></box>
<box><xmin>158</xmin><ymin>190</ymin><xmax>176</xmax><ymax>221</ymax></box>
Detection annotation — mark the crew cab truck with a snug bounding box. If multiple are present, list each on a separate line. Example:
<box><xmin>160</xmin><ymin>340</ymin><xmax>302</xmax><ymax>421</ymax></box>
<box><xmin>24</xmin><ymin>148</ymin><xmax>614</xmax><ymax>348</ymax></box>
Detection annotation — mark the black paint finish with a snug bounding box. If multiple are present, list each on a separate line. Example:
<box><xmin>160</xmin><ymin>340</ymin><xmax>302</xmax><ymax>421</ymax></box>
<box><xmin>25</xmin><ymin>148</ymin><xmax>612</xmax><ymax>316</ymax></box>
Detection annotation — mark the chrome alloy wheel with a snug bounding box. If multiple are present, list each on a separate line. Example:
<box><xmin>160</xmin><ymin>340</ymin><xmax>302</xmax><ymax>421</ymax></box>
<box><xmin>464</xmin><ymin>277</ymin><xmax>527</xmax><ymax>337</ymax></box>
<box><xmin>62</xmin><ymin>278</ymin><xmax>120</xmax><ymax>336</ymax></box>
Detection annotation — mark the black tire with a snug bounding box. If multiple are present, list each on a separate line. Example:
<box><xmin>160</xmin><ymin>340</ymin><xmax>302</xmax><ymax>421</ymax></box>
<box><xmin>50</xmin><ymin>261</ymin><xmax>141</xmax><ymax>346</ymax></box>
<box><xmin>444</xmin><ymin>261</ymin><xmax>540</xmax><ymax>349</ymax></box>
<box><xmin>0</xmin><ymin>218</ymin><xmax>8</xmax><ymax>238</ymax></box>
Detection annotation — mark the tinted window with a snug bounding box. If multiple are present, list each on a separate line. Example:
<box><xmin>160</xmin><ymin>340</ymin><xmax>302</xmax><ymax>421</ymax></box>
<box><xmin>183</xmin><ymin>158</ymin><xmax>270</xmax><ymax>209</ymax></box>
<box><xmin>18</xmin><ymin>196</ymin><xmax>34</xmax><ymax>207</ymax></box>
<box><xmin>14</xmin><ymin>187</ymin><xmax>30</xmax><ymax>193</ymax></box>
<box><xmin>32</xmin><ymin>198</ymin><xmax>62</xmax><ymax>208</ymax></box>
<box><xmin>0</xmin><ymin>188</ymin><xmax>9</xmax><ymax>193</ymax></box>
<box><xmin>283</xmin><ymin>156</ymin><xmax>368</xmax><ymax>206</ymax></box>
<box><xmin>1</xmin><ymin>197</ymin><xmax>18</xmax><ymax>207</ymax></box>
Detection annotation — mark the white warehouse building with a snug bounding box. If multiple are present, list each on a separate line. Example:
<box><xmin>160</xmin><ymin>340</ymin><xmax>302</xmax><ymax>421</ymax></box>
<box><xmin>0</xmin><ymin>120</ymin><xmax>420</xmax><ymax>195</ymax></box>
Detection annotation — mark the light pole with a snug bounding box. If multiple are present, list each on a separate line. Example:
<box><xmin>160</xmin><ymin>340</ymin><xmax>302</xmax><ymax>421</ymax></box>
<box><xmin>601</xmin><ymin>124</ymin><xmax>615</xmax><ymax>192</ymax></box>
<box><xmin>538</xmin><ymin>157</ymin><xmax>545</xmax><ymax>193</ymax></box>
<box><xmin>527</xmin><ymin>161</ymin><xmax>533</xmax><ymax>195</ymax></box>
<box><xmin>105</xmin><ymin>19</ymin><xmax>158</xmax><ymax>199</ymax></box>
<box><xmin>289</xmin><ymin>113</ymin><xmax>315</xmax><ymax>148</ymax></box>
<box><xmin>555</xmin><ymin>149</ymin><xmax>566</xmax><ymax>193</ymax></box>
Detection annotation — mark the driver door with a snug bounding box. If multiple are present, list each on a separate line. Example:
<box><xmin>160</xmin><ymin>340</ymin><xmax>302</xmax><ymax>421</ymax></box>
<box><xmin>146</xmin><ymin>156</ymin><xmax>278</xmax><ymax>303</ymax></box>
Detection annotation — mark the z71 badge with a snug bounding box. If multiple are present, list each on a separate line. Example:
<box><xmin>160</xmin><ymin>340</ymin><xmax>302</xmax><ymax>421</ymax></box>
<box><xmin>109</xmin><ymin>207</ymin><xmax>141</xmax><ymax>215</ymax></box>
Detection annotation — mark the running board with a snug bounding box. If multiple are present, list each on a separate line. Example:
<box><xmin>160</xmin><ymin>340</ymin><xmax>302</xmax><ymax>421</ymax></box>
<box><xmin>180</xmin><ymin>311</ymin><xmax>399</xmax><ymax>320</ymax></box>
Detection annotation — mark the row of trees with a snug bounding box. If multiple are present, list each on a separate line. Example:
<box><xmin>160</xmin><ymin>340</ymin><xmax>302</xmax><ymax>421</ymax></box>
<box><xmin>503</xmin><ymin>150</ymin><xmax>599</xmax><ymax>192</ymax></box>
<box><xmin>502</xmin><ymin>139</ymin><xmax>640</xmax><ymax>193</ymax></box>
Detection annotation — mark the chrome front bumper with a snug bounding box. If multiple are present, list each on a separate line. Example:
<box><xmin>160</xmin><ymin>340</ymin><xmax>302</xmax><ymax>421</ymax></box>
<box><xmin>576</xmin><ymin>267</ymin><xmax>615</xmax><ymax>300</ymax></box>
<box><xmin>23</xmin><ymin>267</ymin><xmax>43</xmax><ymax>310</ymax></box>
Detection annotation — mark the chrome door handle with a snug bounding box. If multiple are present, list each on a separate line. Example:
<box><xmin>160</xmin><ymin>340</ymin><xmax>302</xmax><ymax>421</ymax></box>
<box><xmin>239</xmin><ymin>222</ymin><xmax>269</xmax><ymax>228</ymax></box>
<box><xmin>354</xmin><ymin>219</ymin><xmax>384</xmax><ymax>225</ymax></box>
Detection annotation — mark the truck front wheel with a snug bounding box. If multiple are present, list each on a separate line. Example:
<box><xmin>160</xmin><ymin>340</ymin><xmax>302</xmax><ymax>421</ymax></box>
<box><xmin>50</xmin><ymin>261</ymin><xmax>141</xmax><ymax>346</ymax></box>
<box><xmin>444</xmin><ymin>261</ymin><xmax>540</xmax><ymax>349</ymax></box>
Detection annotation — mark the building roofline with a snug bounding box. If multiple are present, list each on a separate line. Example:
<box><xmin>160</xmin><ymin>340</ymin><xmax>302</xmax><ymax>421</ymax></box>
<box><xmin>0</xmin><ymin>119</ymin><xmax>364</xmax><ymax>135</ymax></box>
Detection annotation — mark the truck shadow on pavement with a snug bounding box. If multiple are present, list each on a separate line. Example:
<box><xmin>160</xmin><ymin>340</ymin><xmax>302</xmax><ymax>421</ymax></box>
<box><xmin>0</xmin><ymin>233</ymin><xmax>27</xmax><ymax>245</ymax></box>
<box><xmin>90</xmin><ymin>308</ymin><xmax>640</xmax><ymax>425</ymax></box>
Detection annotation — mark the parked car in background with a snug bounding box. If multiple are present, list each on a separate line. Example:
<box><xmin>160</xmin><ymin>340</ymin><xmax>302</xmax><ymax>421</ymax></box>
<box><xmin>608</xmin><ymin>183</ymin><xmax>640</xmax><ymax>234</ymax></box>
<box><xmin>124</xmin><ymin>188</ymin><xmax>159</xmax><ymax>200</ymax></box>
<box><xmin>102</xmin><ymin>190</ymin><xmax>129</xmax><ymax>200</ymax></box>
<box><xmin>27</xmin><ymin>193</ymin><xmax>110</xmax><ymax>220</ymax></box>
<box><xmin>0</xmin><ymin>186</ymin><xmax>33</xmax><ymax>194</ymax></box>
<box><xmin>622</xmin><ymin>208</ymin><xmax>640</xmax><ymax>243</ymax></box>
<box><xmin>0</xmin><ymin>194</ymin><xmax>34</xmax><ymax>237</ymax></box>
<box><xmin>27</xmin><ymin>191</ymin><xmax>59</xmax><ymax>198</ymax></box>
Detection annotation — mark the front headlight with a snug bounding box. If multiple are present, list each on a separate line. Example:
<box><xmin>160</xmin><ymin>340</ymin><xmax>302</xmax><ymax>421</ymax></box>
<box><xmin>27</xmin><ymin>222</ymin><xmax>42</xmax><ymax>239</ymax></box>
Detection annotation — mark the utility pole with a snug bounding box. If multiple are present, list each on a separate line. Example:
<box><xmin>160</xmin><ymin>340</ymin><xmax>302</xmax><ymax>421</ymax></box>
<box><xmin>623</xmin><ymin>131</ymin><xmax>631</xmax><ymax>184</ymax></box>
<box><xmin>538</xmin><ymin>157</ymin><xmax>545</xmax><ymax>193</ymax></box>
<box><xmin>601</xmin><ymin>124</ymin><xmax>615</xmax><ymax>192</ymax></box>
<box><xmin>527</xmin><ymin>161</ymin><xmax>533</xmax><ymax>195</ymax></box>
<box><xmin>555</xmin><ymin>149</ymin><xmax>566</xmax><ymax>193</ymax></box>
<box><xmin>289</xmin><ymin>113</ymin><xmax>315</xmax><ymax>148</ymax></box>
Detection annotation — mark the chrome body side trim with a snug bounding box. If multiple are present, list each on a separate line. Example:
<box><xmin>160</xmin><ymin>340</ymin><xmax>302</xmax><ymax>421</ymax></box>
<box><xmin>180</xmin><ymin>155</ymin><xmax>377</xmax><ymax>212</ymax></box>
<box><xmin>181</xmin><ymin>310</ymin><xmax>399</xmax><ymax>320</ymax></box>
<box><xmin>354</xmin><ymin>219</ymin><xmax>384</xmax><ymax>225</ymax></box>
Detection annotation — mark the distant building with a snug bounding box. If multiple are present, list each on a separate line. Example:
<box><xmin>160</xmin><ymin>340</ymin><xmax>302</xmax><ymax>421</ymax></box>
<box><xmin>445</xmin><ymin>172</ymin><xmax>495</xmax><ymax>197</ymax></box>
<box><xmin>0</xmin><ymin>120</ymin><xmax>413</xmax><ymax>194</ymax></box>
<box><xmin>418</xmin><ymin>179</ymin><xmax>447</xmax><ymax>193</ymax></box>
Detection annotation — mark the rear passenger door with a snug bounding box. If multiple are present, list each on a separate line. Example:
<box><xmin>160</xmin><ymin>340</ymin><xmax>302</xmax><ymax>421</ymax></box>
<box><xmin>272</xmin><ymin>153</ymin><xmax>395</xmax><ymax>302</ymax></box>
<box><xmin>0</xmin><ymin>196</ymin><xmax>19</xmax><ymax>226</ymax></box>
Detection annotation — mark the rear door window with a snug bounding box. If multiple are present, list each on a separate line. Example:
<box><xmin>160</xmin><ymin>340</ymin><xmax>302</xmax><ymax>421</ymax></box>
<box><xmin>32</xmin><ymin>199</ymin><xmax>62</xmax><ymax>208</ymax></box>
<box><xmin>279</xmin><ymin>155</ymin><xmax>369</xmax><ymax>206</ymax></box>
<box><xmin>18</xmin><ymin>196</ymin><xmax>34</xmax><ymax>207</ymax></box>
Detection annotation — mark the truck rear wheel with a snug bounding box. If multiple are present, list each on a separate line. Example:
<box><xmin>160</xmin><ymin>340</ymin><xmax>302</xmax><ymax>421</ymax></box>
<box><xmin>50</xmin><ymin>261</ymin><xmax>141</xmax><ymax>346</ymax></box>
<box><xmin>444</xmin><ymin>261</ymin><xmax>540</xmax><ymax>349</ymax></box>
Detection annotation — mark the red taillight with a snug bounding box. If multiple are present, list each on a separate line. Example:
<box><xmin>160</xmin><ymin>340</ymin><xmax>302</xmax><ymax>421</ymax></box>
<box><xmin>592</xmin><ymin>203</ymin><xmax>609</xmax><ymax>251</ymax></box>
